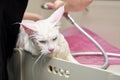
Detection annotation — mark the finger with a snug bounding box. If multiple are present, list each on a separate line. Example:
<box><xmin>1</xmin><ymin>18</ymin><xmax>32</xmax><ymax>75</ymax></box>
<box><xmin>41</xmin><ymin>2</ymin><xmax>54</xmax><ymax>9</ymax></box>
<box><xmin>53</xmin><ymin>0</ymin><xmax>65</xmax><ymax>10</ymax></box>
<box><xmin>42</xmin><ymin>0</ymin><xmax>65</xmax><ymax>10</ymax></box>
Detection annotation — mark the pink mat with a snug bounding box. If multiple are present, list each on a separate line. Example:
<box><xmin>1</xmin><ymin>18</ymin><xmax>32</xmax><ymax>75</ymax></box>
<box><xmin>62</xmin><ymin>26</ymin><xmax>120</xmax><ymax>65</ymax></box>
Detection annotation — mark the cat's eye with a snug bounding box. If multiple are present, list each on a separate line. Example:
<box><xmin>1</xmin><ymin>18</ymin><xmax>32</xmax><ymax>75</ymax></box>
<box><xmin>53</xmin><ymin>37</ymin><xmax>57</xmax><ymax>41</ymax></box>
<box><xmin>39</xmin><ymin>40</ymin><xmax>46</xmax><ymax>44</ymax></box>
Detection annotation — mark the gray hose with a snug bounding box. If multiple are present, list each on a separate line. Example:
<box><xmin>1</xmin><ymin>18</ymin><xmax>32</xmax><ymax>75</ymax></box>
<box><xmin>64</xmin><ymin>13</ymin><xmax>109</xmax><ymax>69</ymax></box>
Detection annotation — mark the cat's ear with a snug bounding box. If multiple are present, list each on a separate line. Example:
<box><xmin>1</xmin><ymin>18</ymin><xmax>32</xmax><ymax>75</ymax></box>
<box><xmin>21</xmin><ymin>20</ymin><xmax>36</xmax><ymax>35</ymax></box>
<box><xmin>47</xmin><ymin>6</ymin><xmax>64</xmax><ymax>25</ymax></box>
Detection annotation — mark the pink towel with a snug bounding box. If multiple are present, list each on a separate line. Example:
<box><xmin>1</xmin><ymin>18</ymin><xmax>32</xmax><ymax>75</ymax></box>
<box><xmin>62</xmin><ymin>26</ymin><xmax>120</xmax><ymax>65</ymax></box>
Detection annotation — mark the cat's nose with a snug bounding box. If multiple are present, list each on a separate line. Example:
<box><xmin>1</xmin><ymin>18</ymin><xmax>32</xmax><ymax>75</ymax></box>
<box><xmin>49</xmin><ymin>48</ymin><xmax>54</xmax><ymax>53</ymax></box>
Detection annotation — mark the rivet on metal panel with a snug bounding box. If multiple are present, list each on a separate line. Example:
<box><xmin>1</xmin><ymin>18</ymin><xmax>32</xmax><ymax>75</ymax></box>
<box><xmin>64</xmin><ymin>70</ymin><xmax>70</xmax><ymax>78</ymax></box>
<box><xmin>48</xmin><ymin>65</ymin><xmax>53</xmax><ymax>73</ymax></box>
<box><xmin>47</xmin><ymin>65</ymin><xmax>70</xmax><ymax>78</ymax></box>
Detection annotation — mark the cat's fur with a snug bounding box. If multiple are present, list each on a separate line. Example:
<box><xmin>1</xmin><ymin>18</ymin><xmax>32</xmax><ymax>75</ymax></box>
<box><xmin>16</xmin><ymin>6</ymin><xmax>78</xmax><ymax>63</ymax></box>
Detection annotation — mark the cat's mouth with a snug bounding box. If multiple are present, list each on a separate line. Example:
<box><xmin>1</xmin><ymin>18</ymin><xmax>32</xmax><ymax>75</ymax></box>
<box><xmin>48</xmin><ymin>51</ymin><xmax>54</xmax><ymax>54</ymax></box>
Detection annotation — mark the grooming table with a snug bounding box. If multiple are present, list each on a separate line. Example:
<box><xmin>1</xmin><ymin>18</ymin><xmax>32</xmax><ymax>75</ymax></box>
<box><xmin>7</xmin><ymin>48</ymin><xmax>120</xmax><ymax>80</ymax></box>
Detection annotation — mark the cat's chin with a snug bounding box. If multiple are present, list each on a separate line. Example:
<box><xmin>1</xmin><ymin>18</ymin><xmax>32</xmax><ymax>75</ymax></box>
<box><xmin>41</xmin><ymin>51</ymin><xmax>53</xmax><ymax>55</ymax></box>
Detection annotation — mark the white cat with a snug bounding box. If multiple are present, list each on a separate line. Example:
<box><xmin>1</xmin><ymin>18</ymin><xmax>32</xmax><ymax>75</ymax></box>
<box><xmin>16</xmin><ymin>6</ymin><xmax>78</xmax><ymax>63</ymax></box>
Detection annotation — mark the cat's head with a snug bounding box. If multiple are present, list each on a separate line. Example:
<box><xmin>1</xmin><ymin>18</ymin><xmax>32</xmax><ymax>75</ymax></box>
<box><xmin>21</xmin><ymin>6</ymin><xmax>64</xmax><ymax>54</ymax></box>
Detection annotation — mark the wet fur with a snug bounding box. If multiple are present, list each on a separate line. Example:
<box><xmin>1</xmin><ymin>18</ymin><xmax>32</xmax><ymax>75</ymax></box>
<box><xmin>16</xmin><ymin>6</ymin><xmax>78</xmax><ymax>63</ymax></box>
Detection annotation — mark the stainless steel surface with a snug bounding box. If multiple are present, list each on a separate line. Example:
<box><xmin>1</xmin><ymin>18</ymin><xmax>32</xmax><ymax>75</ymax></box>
<box><xmin>7</xmin><ymin>48</ymin><xmax>120</xmax><ymax>80</ymax></box>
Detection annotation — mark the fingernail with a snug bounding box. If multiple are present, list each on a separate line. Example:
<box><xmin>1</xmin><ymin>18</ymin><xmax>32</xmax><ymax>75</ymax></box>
<box><xmin>41</xmin><ymin>3</ymin><xmax>53</xmax><ymax>9</ymax></box>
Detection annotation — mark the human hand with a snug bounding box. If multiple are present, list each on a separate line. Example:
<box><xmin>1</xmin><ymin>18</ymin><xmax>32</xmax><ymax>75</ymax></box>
<box><xmin>43</xmin><ymin>0</ymin><xmax>93</xmax><ymax>12</ymax></box>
